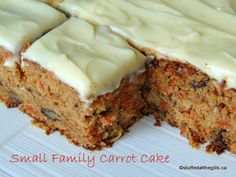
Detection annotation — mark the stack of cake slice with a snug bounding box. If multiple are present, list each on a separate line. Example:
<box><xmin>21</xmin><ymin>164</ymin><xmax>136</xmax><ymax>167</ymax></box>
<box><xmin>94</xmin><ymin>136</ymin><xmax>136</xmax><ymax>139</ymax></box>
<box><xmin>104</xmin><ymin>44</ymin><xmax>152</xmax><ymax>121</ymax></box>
<box><xmin>0</xmin><ymin>0</ymin><xmax>235</xmax><ymax>154</ymax></box>
<box><xmin>39</xmin><ymin>0</ymin><xmax>236</xmax><ymax>153</ymax></box>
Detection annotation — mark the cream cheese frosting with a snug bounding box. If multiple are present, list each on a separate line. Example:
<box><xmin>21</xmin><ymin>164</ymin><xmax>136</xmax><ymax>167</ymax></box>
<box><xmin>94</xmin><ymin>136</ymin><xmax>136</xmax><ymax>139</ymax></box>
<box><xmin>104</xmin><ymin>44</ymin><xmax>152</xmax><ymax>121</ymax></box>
<box><xmin>58</xmin><ymin>0</ymin><xmax>236</xmax><ymax>89</ymax></box>
<box><xmin>0</xmin><ymin>0</ymin><xmax>66</xmax><ymax>65</ymax></box>
<box><xmin>22</xmin><ymin>18</ymin><xmax>146</xmax><ymax>100</ymax></box>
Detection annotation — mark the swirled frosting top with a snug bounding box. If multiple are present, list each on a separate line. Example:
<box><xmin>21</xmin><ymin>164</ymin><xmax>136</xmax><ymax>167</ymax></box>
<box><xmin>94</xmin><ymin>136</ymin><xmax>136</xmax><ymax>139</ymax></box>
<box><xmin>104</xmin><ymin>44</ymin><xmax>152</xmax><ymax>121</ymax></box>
<box><xmin>58</xmin><ymin>0</ymin><xmax>236</xmax><ymax>88</ymax></box>
<box><xmin>0</xmin><ymin>0</ymin><xmax>66</xmax><ymax>55</ymax></box>
<box><xmin>22</xmin><ymin>18</ymin><xmax>146</xmax><ymax>100</ymax></box>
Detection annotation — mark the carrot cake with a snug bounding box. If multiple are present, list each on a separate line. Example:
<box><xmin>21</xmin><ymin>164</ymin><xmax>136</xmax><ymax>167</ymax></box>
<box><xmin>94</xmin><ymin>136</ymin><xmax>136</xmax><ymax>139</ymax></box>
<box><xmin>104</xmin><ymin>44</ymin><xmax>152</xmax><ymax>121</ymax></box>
<box><xmin>0</xmin><ymin>0</ymin><xmax>66</xmax><ymax>108</ymax></box>
<box><xmin>42</xmin><ymin>0</ymin><xmax>236</xmax><ymax>154</ymax></box>
<box><xmin>21</xmin><ymin>18</ymin><xmax>147</xmax><ymax>150</ymax></box>
<box><xmin>0</xmin><ymin>0</ymin><xmax>235</xmax><ymax>154</ymax></box>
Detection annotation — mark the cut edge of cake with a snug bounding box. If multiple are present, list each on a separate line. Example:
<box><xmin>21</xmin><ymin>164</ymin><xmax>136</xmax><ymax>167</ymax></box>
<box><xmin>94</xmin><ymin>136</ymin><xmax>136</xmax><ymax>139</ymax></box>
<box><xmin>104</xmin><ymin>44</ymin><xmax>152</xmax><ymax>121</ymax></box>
<box><xmin>19</xmin><ymin>18</ymin><xmax>147</xmax><ymax>150</ymax></box>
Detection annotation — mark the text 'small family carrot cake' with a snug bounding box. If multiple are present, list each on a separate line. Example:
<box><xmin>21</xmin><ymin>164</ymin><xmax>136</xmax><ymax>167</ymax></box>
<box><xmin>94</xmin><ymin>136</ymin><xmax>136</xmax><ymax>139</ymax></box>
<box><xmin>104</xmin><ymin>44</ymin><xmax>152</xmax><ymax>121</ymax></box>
<box><xmin>0</xmin><ymin>0</ymin><xmax>235</xmax><ymax>154</ymax></box>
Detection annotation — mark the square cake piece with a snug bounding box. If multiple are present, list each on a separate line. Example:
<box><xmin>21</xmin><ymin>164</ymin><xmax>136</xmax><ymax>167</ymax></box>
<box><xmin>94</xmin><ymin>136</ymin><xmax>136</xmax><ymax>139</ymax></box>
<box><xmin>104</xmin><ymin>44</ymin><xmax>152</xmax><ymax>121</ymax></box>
<box><xmin>45</xmin><ymin>0</ymin><xmax>236</xmax><ymax>153</ymax></box>
<box><xmin>21</xmin><ymin>18</ymin><xmax>147</xmax><ymax>149</ymax></box>
<box><xmin>0</xmin><ymin>0</ymin><xmax>66</xmax><ymax>107</ymax></box>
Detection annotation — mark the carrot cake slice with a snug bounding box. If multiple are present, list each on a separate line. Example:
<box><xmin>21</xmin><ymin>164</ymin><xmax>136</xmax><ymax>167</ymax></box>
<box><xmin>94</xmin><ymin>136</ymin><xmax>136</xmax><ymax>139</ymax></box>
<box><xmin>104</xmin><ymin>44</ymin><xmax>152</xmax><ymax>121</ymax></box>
<box><xmin>0</xmin><ymin>0</ymin><xmax>66</xmax><ymax>107</ymax></box>
<box><xmin>48</xmin><ymin>0</ymin><xmax>236</xmax><ymax>154</ymax></box>
<box><xmin>21</xmin><ymin>18</ymin><xmax>147</xmax><ymax>150</ymax></box>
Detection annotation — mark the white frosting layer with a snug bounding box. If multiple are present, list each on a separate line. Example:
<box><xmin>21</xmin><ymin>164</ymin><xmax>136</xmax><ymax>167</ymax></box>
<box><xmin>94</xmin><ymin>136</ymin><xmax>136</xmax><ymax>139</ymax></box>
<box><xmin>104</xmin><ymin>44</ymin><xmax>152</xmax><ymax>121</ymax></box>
<box><xmin>59</xmin><ymin>0</ymin><xmax>236</xmax><ymax>88</ymax></box>
<box><xmin>0</xmin><ymin>0</ymin><xmax>66</xmax><ymax>55</ymax></box>
<box><xmin>22</xmin><ymin>18</ymin><xmax>146</xmax><ymax>99</ymax></box>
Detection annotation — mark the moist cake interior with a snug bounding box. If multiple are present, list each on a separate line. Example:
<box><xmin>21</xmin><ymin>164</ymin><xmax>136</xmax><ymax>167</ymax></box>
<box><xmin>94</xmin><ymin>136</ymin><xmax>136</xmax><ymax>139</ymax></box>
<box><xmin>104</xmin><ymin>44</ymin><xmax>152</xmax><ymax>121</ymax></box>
<box><xmin>0</xmin><ymin>0</ymin><xmax>235</xmax><ymax>154</ymax></box>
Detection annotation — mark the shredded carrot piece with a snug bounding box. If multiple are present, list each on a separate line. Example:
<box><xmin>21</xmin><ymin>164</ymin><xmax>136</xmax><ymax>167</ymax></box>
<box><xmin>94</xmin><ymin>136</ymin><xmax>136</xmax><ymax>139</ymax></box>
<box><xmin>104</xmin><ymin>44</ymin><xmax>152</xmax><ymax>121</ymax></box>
<box><xmin>123</xmin><ymin>100</ymin><xmax>133</xmax><ymax>110</ymax></box>
<box><xmin>216</xmin><ymin>119</ymin><xmax>231</xmax><ymax>128</ymax></box>
<box><xmin>100</xmin><ymin>117</ymin><xmax>112</xmax><ymax>126</ymax></box>
<box><xmin>25</xmin><ymin>105</ymin><xmax>33</xmax><ymax>111</ymax></box>
<box><xmin>160</xmin><ymin>86</ymin><xmax>169</xmax><ymax>94</ymax></box>
<box><xmin>166</xmin><ymin>67</ymin><xmax>174</xmax><ymax>75</ymax></box>
<box><xmin>186</xmin><ymin>114</ymin><xmax>194</xmax><ymax>120</ymax></box>
<box><xmin>25</xmin><ymin>105</ymin><xmax>37</xmax><ymax>115</ymax></box>
<box><xmin>38</xmin><ymin>82</ymin><xmax>45</xmax><ymax>90</ymax></box>
<box><xmin>200</xmin><ymin>130</ymin><xmax>207</xmax><ymax>137</ymax></box>
<box><xmin>50</xmin><ymin>74</ymin><xmax>57</xmax><ymax>81</ymax></box>
<box><xmin>229</xmin><ymin>106</ymin><xmax>236</xmax><ymax>113</ymax></box>
<box><xmin>159</xmin><ymin>100</ymin><xmax>169</xmax><ymax>111</ymax></box>
<box><xmin>171</xmin><ymin>78</ymin><xmax>177</xmax><ymax>86</ymax></box>
<box><xmin>174</xmin><ymin>92</ymin><xmax>184</xmax><ymax>100</ymax></box>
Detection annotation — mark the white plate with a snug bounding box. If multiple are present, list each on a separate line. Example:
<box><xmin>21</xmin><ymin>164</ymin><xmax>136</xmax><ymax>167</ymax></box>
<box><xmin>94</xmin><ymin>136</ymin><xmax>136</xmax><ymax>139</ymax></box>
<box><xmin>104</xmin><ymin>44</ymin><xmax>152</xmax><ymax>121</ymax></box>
<box><xmin>0</xmin><ymin>103</ymin><xmax>235</xmax><ymax>177</ymax></box>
